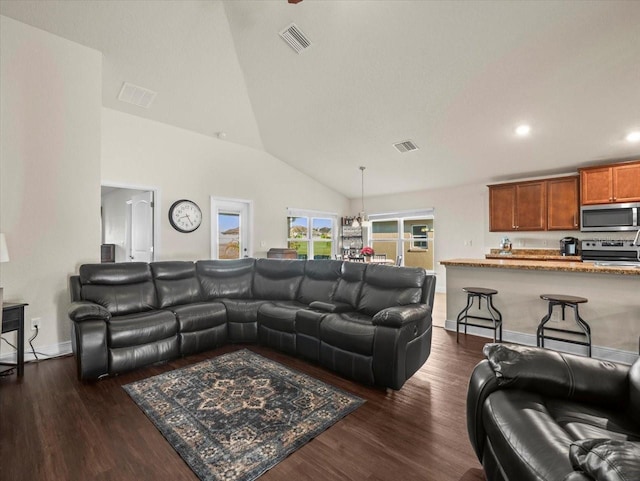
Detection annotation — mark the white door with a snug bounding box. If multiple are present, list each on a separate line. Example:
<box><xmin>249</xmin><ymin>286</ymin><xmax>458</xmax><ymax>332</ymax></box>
<box><xmin>211</xmin><ymin>198</ymin><xmax>252</xmax><ymax>259</ymax></box>
<box><xmin>130</xmin><ymin>191</ymin><xmax>154</xmax><ymax>262</ymax></box>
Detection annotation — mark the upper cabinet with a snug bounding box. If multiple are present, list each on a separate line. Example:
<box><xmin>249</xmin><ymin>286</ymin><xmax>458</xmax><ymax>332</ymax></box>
<box><xmin>580</xmin><ymin>160</ymin><xmax>640</xmax><ymax>205</ymax></box>
<box><xmin>489</xmin><ymin>176</ymin><xmax>579</xmax><ymax>232</ymax></box>
<box><xmin>547</xmin><ymin>176</ymin><xmax>580</xmax><ymax>230</ymax></box>
<box><xmin>489</xmin><ymin>180</ymin><xmax>547</xmax><ymax>232</ymax></box>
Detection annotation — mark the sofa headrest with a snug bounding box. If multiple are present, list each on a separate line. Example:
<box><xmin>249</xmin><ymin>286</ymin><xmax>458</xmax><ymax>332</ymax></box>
<box><xmin>79</xmin><ymin>263</ymin><xmax>151</xmax><ymax>285</ymax></box>
<box><xmin>340</xmin><ymin>261</ymin><xmax>367</xmax><ymax>281</ymax></box>
<box><xmin>304</xmin><ymin>259</ymin><xmax>343</xmax><ymax>280</ymax></box>
<box><xmin>196</xmin><ymin>258</ymin><xmax>255</xmax><ymax>278</ymax></box>
<box><xmin>151</xmin><ymin>261</ymin><xmax>196</xmax><ymax>280</ymax></box>
<box><xmin>253</xmin><ymin>258</ymin><xmax>306</xmax><ymax>300</ymax></box>
<box><xmin>196</xmin><ymin>258</ymin><xmax>256</xmax><ymax>300</ymax></box>
<box><xmin>255</xmin><ymin>258</ymin><xmax>306</xmax><ymax>278</ymax></box>
<box><xmin>364</xmin><ymin>264</ymin><xmax>426</xmax><ymax>288</ymax></box>
<box><xmin>297</xmin><ymin>260</ymin><xmax>342</xmax><ymax>304</ymax></box>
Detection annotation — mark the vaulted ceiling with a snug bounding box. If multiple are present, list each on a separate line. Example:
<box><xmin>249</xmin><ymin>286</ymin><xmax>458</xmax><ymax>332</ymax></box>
<box><xmin>2</xmin><ymin>0</ymin><xmax>639</xmax><ymax>198</ymax></box>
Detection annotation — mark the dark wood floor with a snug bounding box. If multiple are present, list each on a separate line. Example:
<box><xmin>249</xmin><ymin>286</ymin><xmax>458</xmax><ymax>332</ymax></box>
<box><xmin>0</xmin><ymin>328</ymin><xmax>488</xmax><ymax>481</ymax></box>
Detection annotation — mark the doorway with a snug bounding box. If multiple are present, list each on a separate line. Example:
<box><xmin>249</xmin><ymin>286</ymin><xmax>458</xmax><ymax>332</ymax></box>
<box><xmin>368</xmin><ymin>209</ymin><xmax>435</xmax><ymax>272</ymax></box>
<box><xmin>210</xmin><ymin>197</ymin><xmax>253</xmax><ymax>259</ymax></box>
<box><xmin>101</xmin><ymin>183</ymin><xmax>159</xmax><ymax>262</ymax></box>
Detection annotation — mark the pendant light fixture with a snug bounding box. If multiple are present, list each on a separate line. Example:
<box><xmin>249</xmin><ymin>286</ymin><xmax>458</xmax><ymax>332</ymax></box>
<box><xmin>351</xmin><ymin>166</ymin><xmax>370</xmax><ymax>228</ymax></box>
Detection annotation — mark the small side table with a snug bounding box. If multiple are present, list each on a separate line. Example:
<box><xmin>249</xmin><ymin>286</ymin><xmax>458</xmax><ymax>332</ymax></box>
<box><xmin>1</xmin><ymin>302</ymin><xmax>28</xmax><ymax>377</ymax></box>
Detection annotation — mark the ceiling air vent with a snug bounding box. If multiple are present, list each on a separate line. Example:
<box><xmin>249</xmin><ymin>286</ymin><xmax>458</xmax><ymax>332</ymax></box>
<box><xmin>118</xmin><ymin>82</ymin><xmax>157</xmax><ymax>109</ymax></box>
<box><xmin>279</xmin><ymin>23</ymin><xmax>312</xmax><ymax>54</ymax></box>
<box><xmin>393</xmin><ymin>140</ymin><xmax>419</xmax><ymax>153</ymax></box>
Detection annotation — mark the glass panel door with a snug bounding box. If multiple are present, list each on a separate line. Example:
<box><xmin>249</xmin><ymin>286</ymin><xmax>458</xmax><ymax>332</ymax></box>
<box><xmin>218</xmin><ymin>212</ymin><xmax>241</xmax><ymax>259</ymax></box>
<box><xmin>210</xmin><ymin>198</ymin><xmax>252</xmax><ymax>259</ymax></box>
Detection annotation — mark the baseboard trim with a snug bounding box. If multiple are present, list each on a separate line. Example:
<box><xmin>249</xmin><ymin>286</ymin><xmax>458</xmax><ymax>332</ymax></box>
<box><xmin>444</xmin><ymin>320</ymin><xmax>639</xmax><ymax>365</ymax></box>
<box><xmin>0</xmin><ymin>340</ymin><xmax>72</xmax><ymax>364</ymax></box>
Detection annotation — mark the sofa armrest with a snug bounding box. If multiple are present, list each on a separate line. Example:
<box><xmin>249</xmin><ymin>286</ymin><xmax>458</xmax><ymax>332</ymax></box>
<box><xmin>372</xmin><ymin>304</ymin><xmax>430</xmax><ymax>327</ymax></box>
<box><xmin>68</xmin><ymin>301</ymin><xmax>111</xmax><ymax>323</ymax></box>
<box><xmin>309</xmin><ymin>301</ymin><xmax>353</xmax><ymax>313</ymax></box>
<box><xmin>466</xmin><ymin>360</ymin><xmax>500</xmax><ymax>461</ymax></box>
<box><xmin>483</xmin><ymin>343</ymin><xmax>630</xmax><ymax>408</ymax></box>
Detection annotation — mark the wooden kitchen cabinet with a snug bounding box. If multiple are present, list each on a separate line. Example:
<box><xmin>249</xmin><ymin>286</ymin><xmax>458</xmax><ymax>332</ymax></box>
<box><xmin>547</xmin><ymin>176</ymin><xmax>579</xmax><ymax>230</ymax></box>
<box><xmin>489</xmin><ymin>180</ymin><xmax>546</xmax><ymax>232</ymax></box>
<box><xmin>580</xmin><ymin>160</ymin><xmax>640</xmax><ymax>205</ymax></box>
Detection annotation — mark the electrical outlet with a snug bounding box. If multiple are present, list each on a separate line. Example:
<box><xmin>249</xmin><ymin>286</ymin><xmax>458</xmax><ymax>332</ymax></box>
<box><xmin>31</xmin><ymin>318</ymin><xmax>41</xmax><ymax>331</ymax></box>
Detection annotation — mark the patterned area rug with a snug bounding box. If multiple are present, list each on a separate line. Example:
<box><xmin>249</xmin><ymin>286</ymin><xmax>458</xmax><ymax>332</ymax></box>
<box><xmin>123</xmin><ymin>349</ymin><xmax>364</xmax><ymax>481</ymax></box>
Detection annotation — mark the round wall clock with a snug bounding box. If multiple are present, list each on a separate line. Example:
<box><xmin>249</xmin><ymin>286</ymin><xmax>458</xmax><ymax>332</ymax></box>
<box><xmin>169</xmin><ymin>199</ymin><xmax>202</xmax><ymax>233</ymax></box>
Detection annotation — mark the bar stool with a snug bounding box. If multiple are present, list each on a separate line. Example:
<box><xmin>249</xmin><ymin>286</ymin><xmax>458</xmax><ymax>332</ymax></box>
<box><xmin>537</xmin><ymin>294</ymin><xmax>591</xmax><ymax>357</ymax></box>
<box><xmin>456</xmin><ymin>287</ymin><xmax>503</xmax><ymax>343</ymax></box>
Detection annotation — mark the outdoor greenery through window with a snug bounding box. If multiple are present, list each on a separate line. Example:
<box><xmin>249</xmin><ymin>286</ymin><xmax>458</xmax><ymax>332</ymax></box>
<box><xmin>287</xmin><ymin>216</ymin><xmax>334</xmax><ymax>260</ymax></box>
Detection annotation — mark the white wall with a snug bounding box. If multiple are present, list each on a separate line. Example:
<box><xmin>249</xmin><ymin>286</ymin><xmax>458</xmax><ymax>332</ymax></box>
<box><xmin>0</xmin><ymin>16</ymin><xmax>102</xmax><ymax>355</ymax></box>
<box><xmin>102</xmin><ymin>108</ymin><xmax>349</xmax><ymax>261</ymax></box>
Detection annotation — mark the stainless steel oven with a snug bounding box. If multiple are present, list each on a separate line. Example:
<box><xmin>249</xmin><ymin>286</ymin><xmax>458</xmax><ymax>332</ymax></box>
<box><xmin>581</xmin><ymin>238</ymin><xmax>640</xmax><ymax>266</ymax></box>
<box><xmin>580</xmin><ymin>202</ymin><xmax>640</xmax><ymax>232</ymax></box>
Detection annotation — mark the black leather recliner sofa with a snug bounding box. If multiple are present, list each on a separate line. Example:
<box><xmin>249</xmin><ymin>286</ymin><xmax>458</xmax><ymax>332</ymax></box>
<box><xmin>68</xmin><ymin>258</ymin><xmax>436</xmax><ymax>390</ymax></box>
<box><xmin>467</xmin><ymin>343</ymin><xmax>640</xmax><ymax>481</ymax></box>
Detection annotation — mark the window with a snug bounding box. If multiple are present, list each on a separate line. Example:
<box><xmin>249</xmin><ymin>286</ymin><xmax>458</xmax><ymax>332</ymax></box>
<box><xmin>287</xmin><ymin>209</ymin><xmax>337</xmax><ymax>260</ymax></box>
<box><xmin>411</xmin><ymin>225</ymin><xmax>428</xmax><ymax>249</ymax></box>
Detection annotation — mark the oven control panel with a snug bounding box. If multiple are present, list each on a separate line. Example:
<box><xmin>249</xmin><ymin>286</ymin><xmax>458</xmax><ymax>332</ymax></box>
<box><xmin>581</xmin><ymin>239</ymin><xmax>637</xmax><ymax>250</ymax></box>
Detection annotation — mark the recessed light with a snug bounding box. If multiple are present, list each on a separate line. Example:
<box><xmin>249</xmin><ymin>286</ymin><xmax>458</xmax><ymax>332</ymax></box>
<box><xmin>515</xmin><ymin>124</ymin><xmax>531</xmax><ymax>136</ymax></box>
<box><xmin>626</xmin><ymin>131</ymin><xmax>640</xmax><ymax>143</ymax></box>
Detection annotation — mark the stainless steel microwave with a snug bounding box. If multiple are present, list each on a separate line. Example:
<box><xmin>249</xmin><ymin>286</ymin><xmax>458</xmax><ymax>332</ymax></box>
<box><xmin>580</xmin><ymin>202</ymin><xmax>640</xmax><ymax>232</ymax></box>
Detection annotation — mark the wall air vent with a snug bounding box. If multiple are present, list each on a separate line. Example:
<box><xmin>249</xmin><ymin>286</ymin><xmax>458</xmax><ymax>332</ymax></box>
<box><xmin>279</xmin><ymin>23</ymin><xmax>312</xmax><ymax>54</ymax></box>
<box><xmin>117</xmin><ymin>82</ymin><xmax>157</xmax><ymax>109</ymax></box>
<box><xmin>393</xmin><ymin>140</ymin><xmax>419</xmax><ymax>153</ymax></box>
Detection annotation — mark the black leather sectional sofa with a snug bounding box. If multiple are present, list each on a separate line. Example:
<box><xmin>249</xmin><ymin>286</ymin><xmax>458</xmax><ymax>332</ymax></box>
<box><xmin>68</xmin><ymin>258</ymin><xmax>436</xmax><ymax>390</ymax></box>
<box><xmin>467</xmin><ymin>343</ymin><xmax>640</xmax><ymax>481</ymax></box>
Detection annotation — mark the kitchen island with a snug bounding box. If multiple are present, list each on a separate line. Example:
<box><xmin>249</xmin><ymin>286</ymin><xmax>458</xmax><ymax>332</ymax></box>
<box><xmin>441</xmin><ymin>257</ymin><xmax>640</xmax><ymax>362</ymax></box>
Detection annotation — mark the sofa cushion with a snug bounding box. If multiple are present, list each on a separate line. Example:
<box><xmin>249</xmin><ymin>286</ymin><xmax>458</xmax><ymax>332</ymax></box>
<box><xmin>358</xmin><ymin>264</ymin><xmax>425</xmax><ymax>317</ymax></box>
<box><xmin>170</xmin><ymin>301</ymin><xmax>227</xmax><ymax>333</ymax></box>
<box><xmin>297</xmin><ymin>260</ymin><xmax>342</xmax><ymax>304</ymax></box>
<box><xmin>546</xmin><ymin>399</ymin><xmax>640</xmax><ymax>442</ymax></box>
<box><xmin>80</xmin><ymin>263</ymin><xmax>157</xmax><ymax>315</ymax></box>
<box><xmin>570</xmin><ymin>439</ymin><xmax>640</xmax><ymax>481</ymax></box>
<box><xmin>332</xmin><ymin>262</ymin><xmax>366</xmax><ymax>307</ymax></box>
<box><xmin>108</xmin><ymin>310</ymin><xmax>178</xmax><ymax>348</ymax></box>
<box><xmin>151</xmin><ymin>261</ymin><xmax>202</xmax><ymax>308</ymax></box>
<box><xmin>258</xmin><ymin>301</ymin><xmax>307</xmax><ymax>333</ymax></box>
<box><xmin>252</xmin><ymin>259</ymin><xmax>305</xmax><ymax>300</ymax></box>
<box><xmin>321</xmin><ymin>312</ymin><xmax>376</xmax><ymax>356</ymax></box>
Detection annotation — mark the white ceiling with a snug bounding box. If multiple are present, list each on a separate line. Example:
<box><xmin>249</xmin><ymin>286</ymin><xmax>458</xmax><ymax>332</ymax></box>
<box><xmin>2</xmin><ymin>0</ymin><xmax>639</xmax><ymax>199</ymax></box>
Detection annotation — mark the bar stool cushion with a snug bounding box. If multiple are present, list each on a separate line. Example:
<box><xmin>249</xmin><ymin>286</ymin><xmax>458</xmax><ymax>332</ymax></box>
<box><xmin>463</xmin><ymin>287</ymin><xmax>498</xmax><ymax>296</ymax></box>
<box><xmin>540</xmin><ymin>294</ymin><xmax>588</xmax><ymax>304</ymax></box>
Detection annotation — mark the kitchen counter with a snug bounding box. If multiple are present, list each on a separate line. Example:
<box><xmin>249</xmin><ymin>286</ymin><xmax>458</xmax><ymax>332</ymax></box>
<box><xmin>485</xmin><ymin>248</ymin><xmax>581</xmax><ymax>262</ymax></box>
<box><xmin>441</xmin><ymin>258</ymin><xmax>640</xmax><ymax>276</ymax></box>
<box><xmin>441</xmin><ymin>257</ymin><xmax>640</xmax><ymax>360</ymax></box>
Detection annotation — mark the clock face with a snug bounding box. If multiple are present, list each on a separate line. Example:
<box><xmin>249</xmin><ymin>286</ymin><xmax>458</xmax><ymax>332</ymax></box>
<box><xmin>169</xmin><ymin>200</ymin><xmax>202</xmax><ymax>233</ymax></box>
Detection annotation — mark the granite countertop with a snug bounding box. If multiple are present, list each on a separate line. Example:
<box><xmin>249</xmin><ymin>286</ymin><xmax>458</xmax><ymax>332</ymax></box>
<box><xmin>485</xmin><ymin>248</ymin><xmax>581</xmax><ymax>261</ymax></box>
<box><xmin>440</xmin><ymin>258</ymin><xmax>640</xmax><ymax>276</ymax></box>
